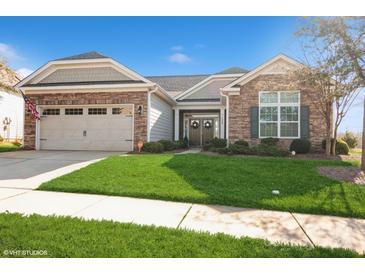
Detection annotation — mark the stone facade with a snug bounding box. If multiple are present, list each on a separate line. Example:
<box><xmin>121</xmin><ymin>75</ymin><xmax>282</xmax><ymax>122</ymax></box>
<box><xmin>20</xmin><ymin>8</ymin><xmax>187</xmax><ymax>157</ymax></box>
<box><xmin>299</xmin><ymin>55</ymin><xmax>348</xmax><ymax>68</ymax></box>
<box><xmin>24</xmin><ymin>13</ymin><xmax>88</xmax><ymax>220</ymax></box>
<box><xmin>227</xmin><ymin>74</ymin><xmax>327</xmax><ymax>151</ymax></box>
<box><xmin>23</xmin><ymin>91</ymin><xmax>148</xmax><ymax>150</ymax></box>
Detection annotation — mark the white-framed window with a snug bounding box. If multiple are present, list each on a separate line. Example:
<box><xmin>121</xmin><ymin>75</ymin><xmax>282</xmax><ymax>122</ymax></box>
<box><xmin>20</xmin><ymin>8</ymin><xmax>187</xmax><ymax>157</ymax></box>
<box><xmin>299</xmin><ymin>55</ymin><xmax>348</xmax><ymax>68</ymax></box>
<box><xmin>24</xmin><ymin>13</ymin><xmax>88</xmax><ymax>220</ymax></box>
<box><xmin>259</xmin><ymin>91</ymin><xmax>300</xmax><ymax>138</ymax></box>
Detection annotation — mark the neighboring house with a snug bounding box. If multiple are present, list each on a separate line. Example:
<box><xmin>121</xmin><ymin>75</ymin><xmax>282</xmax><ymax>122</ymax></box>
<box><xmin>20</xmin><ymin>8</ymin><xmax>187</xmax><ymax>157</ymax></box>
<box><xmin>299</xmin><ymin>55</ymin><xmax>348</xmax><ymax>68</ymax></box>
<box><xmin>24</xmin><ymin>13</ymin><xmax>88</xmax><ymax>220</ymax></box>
<box><xmin>0</xmin><ymin>66</ymin><xmax>24</xmax><ymax>141</ymax></box>
<box><xmin>16</xmin><ymin>51</ymin><xmax>326</xmax><ymax>151</ymax></box>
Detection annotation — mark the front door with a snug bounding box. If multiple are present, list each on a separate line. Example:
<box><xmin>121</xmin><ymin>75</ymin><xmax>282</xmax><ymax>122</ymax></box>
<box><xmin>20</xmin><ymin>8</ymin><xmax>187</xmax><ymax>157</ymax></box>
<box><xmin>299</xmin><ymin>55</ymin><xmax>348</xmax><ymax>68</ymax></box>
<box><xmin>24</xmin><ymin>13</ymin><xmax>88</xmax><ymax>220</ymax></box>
<box><xmin>189</xmin><ymin>118</ymin><xmax>215</xmax><ymax>146</ymax></box>
<box><xmin>189</xmin><ymin>119</ymin><xmax>201</xmax><ymax>146</ymax></box>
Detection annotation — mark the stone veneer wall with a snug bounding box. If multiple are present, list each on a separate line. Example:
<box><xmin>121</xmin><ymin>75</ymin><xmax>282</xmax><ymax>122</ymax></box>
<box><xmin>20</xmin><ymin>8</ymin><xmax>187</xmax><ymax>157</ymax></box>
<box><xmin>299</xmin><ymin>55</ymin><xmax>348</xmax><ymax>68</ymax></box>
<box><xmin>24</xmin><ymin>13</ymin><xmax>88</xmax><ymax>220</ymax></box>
<box><xmin>23</xmin><ymin>91</ymin><xmax>148</xmax><ymax>150</ymax></box>
<box><xmin>227</xmin><ymin>74</ymin><xmax>327</xmax><ymax>151</ymax></box>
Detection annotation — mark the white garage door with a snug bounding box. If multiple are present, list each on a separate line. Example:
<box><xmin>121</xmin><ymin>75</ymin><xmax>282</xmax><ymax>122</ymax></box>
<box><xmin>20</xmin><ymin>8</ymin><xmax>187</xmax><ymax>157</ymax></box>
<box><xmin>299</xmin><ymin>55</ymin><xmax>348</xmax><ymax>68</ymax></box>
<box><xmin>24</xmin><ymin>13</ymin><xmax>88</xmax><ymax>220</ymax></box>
<box><xmin>39</xmin><ymin>105</ymin><xmax>134</xmax><ymax>151</ymax></box>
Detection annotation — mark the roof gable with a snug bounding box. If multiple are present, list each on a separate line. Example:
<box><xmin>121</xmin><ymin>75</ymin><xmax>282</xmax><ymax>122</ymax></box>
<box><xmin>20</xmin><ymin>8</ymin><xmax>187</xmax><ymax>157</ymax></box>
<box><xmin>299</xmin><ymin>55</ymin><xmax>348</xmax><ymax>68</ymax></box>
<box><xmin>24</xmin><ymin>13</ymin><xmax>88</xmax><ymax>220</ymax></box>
<box><xmin>17</xmin><ymin>54</ymin><xmax>152</xmax><ymax>88</ymax></box>
<box><xmin>54</xmin><ymin>51</ymin><xmax>109</xmax><ymax>61</ymax></box>
<box><xmin>222</xmin><ymin>54</ymin><xmax>303</xmax><ymax>91</ymax></box>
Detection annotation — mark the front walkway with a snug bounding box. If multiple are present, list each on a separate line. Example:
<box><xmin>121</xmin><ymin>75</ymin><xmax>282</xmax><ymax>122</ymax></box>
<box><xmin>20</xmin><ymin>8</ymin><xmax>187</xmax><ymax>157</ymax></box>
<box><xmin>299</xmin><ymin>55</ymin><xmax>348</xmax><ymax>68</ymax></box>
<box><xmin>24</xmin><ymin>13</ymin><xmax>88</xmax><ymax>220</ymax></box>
<box><xmin>0</xmin><ymin>187</ymin><xmax>364</xmax><ymax>254</ymax></box>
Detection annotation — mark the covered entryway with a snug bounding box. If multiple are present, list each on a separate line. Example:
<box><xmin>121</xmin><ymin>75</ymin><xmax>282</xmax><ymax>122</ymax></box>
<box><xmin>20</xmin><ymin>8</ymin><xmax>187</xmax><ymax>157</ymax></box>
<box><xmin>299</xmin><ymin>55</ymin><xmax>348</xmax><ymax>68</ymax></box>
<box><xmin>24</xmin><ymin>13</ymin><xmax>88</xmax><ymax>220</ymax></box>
<box><xmin>39</xmin><ymin>105</ymin><xmax>134</xmax><ymax>151</ymax></box>
<box><xmin>188</xmin><ymin>118</ymin><xmax>215</xmax><ymax>146</ymax></box>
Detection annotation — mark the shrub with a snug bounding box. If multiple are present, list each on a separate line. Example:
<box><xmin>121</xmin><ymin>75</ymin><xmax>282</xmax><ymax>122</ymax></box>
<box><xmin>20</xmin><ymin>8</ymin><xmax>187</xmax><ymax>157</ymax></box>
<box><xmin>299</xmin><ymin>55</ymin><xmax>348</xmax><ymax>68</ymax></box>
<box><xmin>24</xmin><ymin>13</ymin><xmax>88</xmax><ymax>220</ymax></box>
<box><xmin>0</xmin><ymin>135</ymin><xmax>3</xmax><ymax>142</ymax></box>
<box><xmin>173</xmin><ymin>140</ymin><xmax>186</xmax><ymax>149</ymax></box>
<box><xmin>234</xmin><ymin>139</ymin><xmax>249</xmax><ymax>147</ymax></box>
<box><xmin>142</xmin><ymin>142</ymin><xmax>164</xmax><ymax>153</ymax></box>
<box><xmin>215</xmin><ymin>147</ymin><xmax>230</xmax><ymax>154</ymax></box>
<box><xmin>228</xmin><ymin>144</ymin><xmax>249</xmax><ymax>154</ymax></box>
<box><xmin>260</xmin><ymin>137</ymin><xmax>279</xmax><ymax>146</ymax></box>
<box><xmin>210</xmin><ymin>138</ymin><xmax>227</xmax><ymax>148</ymax></box>
<box><xmin>341</xmin><ymin>131</ymin><xmax>358</xmax><ymax>149</ymax></box>
<box><xmin>202</xmin><ymin>143</ymin><xmax>213</xmax><ymax>151</ymax></box>
<box><xmin>322</xmin><ymin>139</ymin><xmax>350</xmax><ymax>155</ymax></box>
<box><xmin>253</xmin><ymin>144</ymin><xmax>290</xmax><ymax>157</ymax></box>
<box><xmin>183</xmin><ymin>136</ymin><xmax>189</xmax><ymax>148</ymax></box>
<box><xmin>158</xmin><ymin>140</ymin><xmax>175</xmax><ymax>151</ymax></box>
<box><xmin>289</xmin><ymin>139</ymin><xmax>311</xmax><ymax>154</ymax></box>
<box><xmin>336</xmin><ymin>139</ymin><xmax>350</xmax><ymax>155</ymax></box>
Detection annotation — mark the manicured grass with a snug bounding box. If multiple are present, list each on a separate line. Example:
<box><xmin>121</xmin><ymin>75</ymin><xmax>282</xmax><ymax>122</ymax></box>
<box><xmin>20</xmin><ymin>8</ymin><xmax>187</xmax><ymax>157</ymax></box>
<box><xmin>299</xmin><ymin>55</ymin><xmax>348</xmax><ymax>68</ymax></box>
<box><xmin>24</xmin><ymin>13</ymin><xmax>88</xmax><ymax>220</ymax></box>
<box><xmin>39</xmin><ymin>154</ymin><xmax>365</xmax><ymax>219</ymax></box>
<box><xmin>0</xmin><ymin>213</ymin><xmax>360</xmax><ymax>258</ymax></box>
<box><xmin>0</xmin><ymin>142</ymin><xmax>21</xmax><ymax>152</ymax></box>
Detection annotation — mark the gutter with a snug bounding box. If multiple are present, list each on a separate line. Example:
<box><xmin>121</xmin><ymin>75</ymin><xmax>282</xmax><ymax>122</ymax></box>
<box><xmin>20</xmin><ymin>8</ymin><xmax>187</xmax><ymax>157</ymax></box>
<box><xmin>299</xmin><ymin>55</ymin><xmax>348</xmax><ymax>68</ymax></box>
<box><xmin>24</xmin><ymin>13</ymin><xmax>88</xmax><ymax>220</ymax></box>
<box><xmin>220</xmin><ymin>90</ymin><xmax>229</xmax><ymax>147</ymax></box>
<box><xmin>147</xmin><ymin>85</ymin><xmax>158</xmax><ymax>142</ymax></box>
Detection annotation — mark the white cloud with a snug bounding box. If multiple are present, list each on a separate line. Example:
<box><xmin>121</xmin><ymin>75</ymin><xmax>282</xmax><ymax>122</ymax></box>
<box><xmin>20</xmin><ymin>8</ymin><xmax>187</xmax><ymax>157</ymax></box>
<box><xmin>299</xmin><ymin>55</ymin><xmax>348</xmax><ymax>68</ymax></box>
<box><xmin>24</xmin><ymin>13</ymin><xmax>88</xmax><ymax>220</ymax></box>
<box><xmin>0</xmin><ymin>43</ymin><xmax>20</xmax><ymax>62</ymax></box>
<box><xmin>168</xmin><ymin>53</ymin><xmax>192</xmax><ymax>64</ymax></box>
<box><xmin>171</xmin><ymin>45</ymin><xmax>183</xmax><ymax>51</ymax></box>
<box><xmin>16</xmin><ymin>68</ymin><xmax>33</xmax><ymax>78</ymax></box>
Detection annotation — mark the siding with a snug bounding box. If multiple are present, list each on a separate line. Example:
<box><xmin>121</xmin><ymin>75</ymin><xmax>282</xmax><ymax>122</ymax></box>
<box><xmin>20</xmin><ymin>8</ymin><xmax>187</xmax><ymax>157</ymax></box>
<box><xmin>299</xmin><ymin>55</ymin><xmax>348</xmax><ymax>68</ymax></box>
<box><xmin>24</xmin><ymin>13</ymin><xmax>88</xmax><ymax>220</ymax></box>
<box><xmin>150</xmin><ymin>94</ymin><xmax>173</xmax><ymax>141</ymax></box>
<box><xmin>39</xmin><ymin>67</ymin><xmax>132</xmax><ymax>83</ymax></box>
<box><xmin>0</xmin><ymin>91</ymin><xmax>24</xmax><ymax>140</ymax></box>
<box><xmin>184</xmin><ymin>79</ymin><xmax>235</xmax><ymax>100</ymax></box>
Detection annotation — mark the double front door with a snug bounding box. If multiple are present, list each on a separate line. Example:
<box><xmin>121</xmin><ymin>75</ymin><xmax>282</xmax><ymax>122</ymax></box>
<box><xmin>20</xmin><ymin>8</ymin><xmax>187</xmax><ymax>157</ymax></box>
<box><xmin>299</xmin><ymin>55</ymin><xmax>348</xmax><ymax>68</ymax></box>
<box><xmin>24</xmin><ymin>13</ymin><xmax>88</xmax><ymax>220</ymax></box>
<box><xmin>189</xmin><ymin>118</ymin><xmax>214</xmax><ymax>146</ymax></box>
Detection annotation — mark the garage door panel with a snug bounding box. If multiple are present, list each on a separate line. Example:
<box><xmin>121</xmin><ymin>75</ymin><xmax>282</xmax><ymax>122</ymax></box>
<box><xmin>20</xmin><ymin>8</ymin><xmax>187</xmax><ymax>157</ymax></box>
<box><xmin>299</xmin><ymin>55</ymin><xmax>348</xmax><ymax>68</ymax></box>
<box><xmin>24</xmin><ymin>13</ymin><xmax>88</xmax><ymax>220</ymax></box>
<box><xmin>40</xmin><ymin>105</ymin><xmax>134</xmax><ymax>151</ymax></box>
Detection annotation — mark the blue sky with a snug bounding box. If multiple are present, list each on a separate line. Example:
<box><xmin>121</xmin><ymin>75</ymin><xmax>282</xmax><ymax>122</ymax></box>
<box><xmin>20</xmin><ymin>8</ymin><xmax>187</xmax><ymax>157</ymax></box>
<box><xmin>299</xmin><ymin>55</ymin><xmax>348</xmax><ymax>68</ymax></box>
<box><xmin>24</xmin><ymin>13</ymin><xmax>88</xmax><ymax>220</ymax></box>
<box><xmin>0</xmin><ymin>16</ymin><xmax>363</xmax><ymax>132</ymax></box>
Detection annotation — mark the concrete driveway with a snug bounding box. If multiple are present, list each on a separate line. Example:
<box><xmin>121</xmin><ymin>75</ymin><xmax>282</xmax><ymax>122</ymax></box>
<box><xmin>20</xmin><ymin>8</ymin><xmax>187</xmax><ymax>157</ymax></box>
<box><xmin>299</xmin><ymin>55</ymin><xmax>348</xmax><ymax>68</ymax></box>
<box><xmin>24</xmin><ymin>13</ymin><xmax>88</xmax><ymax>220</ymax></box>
<box><xmin>0</xmin><ymin>150</ymin><xmax>124</xmax><ymax>189</ymax></box>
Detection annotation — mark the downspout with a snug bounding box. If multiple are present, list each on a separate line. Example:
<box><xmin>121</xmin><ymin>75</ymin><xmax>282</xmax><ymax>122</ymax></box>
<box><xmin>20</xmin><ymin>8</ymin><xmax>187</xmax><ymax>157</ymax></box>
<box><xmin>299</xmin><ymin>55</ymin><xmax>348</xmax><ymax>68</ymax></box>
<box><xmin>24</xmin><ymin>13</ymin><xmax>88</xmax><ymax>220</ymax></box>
<box><xmin>147</xmin><ymin>85</ymin><xmax>158</xmax><ymax>142</ymax></box>
<box><xmin>220</xmin><ymin>90</ymin><xmax>229</xmax><ymax>147</ymax></box>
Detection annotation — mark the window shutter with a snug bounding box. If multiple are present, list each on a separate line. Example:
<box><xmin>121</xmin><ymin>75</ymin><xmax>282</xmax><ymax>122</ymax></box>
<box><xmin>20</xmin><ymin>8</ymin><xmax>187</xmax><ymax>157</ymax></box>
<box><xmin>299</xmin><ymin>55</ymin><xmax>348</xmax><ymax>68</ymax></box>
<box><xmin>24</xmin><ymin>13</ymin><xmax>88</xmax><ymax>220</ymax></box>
<box><xmin>300</xmin><ymin>106</ymin><xmax>310</xmax><ymax>139</ymax></box>
<box><xmin>250</xmin><ymin>106</ymin><xmax>259</xmax><ymax>138</ymax></box>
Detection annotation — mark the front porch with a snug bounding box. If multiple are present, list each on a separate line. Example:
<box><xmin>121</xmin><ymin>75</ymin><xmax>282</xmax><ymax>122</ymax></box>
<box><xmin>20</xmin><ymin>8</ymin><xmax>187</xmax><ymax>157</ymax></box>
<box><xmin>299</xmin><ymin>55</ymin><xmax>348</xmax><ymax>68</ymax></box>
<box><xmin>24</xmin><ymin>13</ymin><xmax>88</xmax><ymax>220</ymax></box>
<box><xmin>173</xmin><ymin>107</ymin><xmax>226</xmax><ymax>147</ymax></box>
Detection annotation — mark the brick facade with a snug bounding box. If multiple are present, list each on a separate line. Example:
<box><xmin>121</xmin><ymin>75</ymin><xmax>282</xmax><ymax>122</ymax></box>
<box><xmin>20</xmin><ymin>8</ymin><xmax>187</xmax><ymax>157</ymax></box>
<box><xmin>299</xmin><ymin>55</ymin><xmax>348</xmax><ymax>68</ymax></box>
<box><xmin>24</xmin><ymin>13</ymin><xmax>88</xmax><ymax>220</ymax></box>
<box><xmin>23</xmin><ymin>91</ymin><xmax>148</xmax><ymax>150</ymax></box>
<box><xmin>227</xmin><ymin>74</ymin><xmax>327</xmax><ymax>151</ymax></box>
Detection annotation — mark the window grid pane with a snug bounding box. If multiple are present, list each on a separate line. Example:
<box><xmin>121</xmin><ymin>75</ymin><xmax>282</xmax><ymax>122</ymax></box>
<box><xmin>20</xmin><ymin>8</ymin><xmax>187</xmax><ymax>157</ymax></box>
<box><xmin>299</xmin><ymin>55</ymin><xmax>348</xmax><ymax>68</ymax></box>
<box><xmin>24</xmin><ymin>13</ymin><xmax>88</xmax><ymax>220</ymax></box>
<box><xmin>112</xmin><ymin>108</ymin><xmax>121</xmax><ymax>115</ymax></box>
<box><xmin>88</xmin><ymin>108</ymin><xmax>107</xmax><ymax>115</ymax></box>
<box><xmin>65</xmin><ymin>108</ymin><xmax>83</xmax><ymax>115</ymax></box>
<box><xmin>42</xmin><ymin>109</ymin><xmax>60</xmax><ymax>115</ymax></box>
<box><xmin>280</xmin><ymin>122</ymin><xmax>299</xmax><ymax>137</ymax></box>
<box><xmin>280</xmin><ymin>106</ymin><xmax>298</xmax><ymax>121</ymax></box>
<box><xmin>260</xmin><ymin>92</ymin><xmax>278</xmax><ymax>104</ymax></box>
<box><xmin>260</xmin><ymin>107</ymin><xmax>278</xmax><ymax>122</ymax></box>
<box><xmin>260</xmin><ymin>122</ymin><xmax>278</xmax><ymax>137</ymax></box>
<box><xmin>280</xmin><ymin>92</ymin><xmax>299</xmax><ymax>103</ymax></box>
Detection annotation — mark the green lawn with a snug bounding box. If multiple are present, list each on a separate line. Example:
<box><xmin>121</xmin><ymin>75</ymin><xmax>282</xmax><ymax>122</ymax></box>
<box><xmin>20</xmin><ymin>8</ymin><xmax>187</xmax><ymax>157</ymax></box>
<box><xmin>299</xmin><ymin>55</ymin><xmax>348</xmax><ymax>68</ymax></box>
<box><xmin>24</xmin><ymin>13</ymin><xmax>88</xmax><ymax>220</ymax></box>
<box><xmin>0</xmin><ymin>213</ymin><xmax>360</xmax><ymax>258</ymax></box>
<box><xmin>0</xmin><ymin>142</ymin><xmax>21</xmax><ymax>152</ymax></box>
<box><xmin>39</xmin><ymin>154</ymin><xmax>365</xmax><ymax>219</ymax></box>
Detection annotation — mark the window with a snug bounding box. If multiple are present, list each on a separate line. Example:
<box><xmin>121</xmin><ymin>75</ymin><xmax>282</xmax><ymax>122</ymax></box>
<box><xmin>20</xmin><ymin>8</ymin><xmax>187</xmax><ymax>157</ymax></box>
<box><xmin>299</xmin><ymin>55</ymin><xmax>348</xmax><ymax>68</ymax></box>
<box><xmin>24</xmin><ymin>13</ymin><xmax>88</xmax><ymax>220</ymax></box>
<box><xmin>88</xmin><ymin>108</ymin><xmax>107</xmax><ymax>115</ymax></box>
<box><xmin>42</xmin><ymin>109</ymin><xmax>60</xmax><ymax>116</ymax></box>
<box><xmin>259</xmin><ymin>91</ymin><xmax>300</xmax><ymax>138</ymax></box>
<box><xmin>65</xmin><ymin>108</ymin><xmax>83</xmax><ymax>115</ymax></box>
<box><xmin>112</xmin><ymin>108</ymin><xmax>121</xmax><ymax>115</ymax></box>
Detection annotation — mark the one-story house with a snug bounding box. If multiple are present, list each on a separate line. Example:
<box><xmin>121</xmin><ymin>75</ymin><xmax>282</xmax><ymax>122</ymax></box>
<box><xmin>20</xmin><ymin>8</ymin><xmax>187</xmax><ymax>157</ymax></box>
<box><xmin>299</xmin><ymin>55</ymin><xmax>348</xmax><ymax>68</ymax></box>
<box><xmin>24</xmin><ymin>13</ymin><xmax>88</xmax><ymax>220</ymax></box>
<box><xmin>16</xmin><ymin>51</ymin><xmax>326</xmax><ymax>151</ymax></box>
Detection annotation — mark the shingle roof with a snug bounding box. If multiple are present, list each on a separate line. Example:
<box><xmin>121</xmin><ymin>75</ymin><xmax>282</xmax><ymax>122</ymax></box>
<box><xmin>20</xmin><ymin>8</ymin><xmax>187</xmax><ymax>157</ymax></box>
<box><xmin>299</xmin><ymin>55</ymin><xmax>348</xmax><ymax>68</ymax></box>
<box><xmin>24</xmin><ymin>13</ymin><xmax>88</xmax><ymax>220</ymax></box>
<box><xmin>55</xmin><ymin>51</ymin><xmax>109</xmax><ymax>61</ymax></box>
<box><xmin>146</xmin><ymin>74</ymin><xmax>209</xmax><ymax>93</ymax></box>
<box><xmin>216</xmin><ymin>67</ymin><xmax>249</xmax><ymax>74</ymax></box>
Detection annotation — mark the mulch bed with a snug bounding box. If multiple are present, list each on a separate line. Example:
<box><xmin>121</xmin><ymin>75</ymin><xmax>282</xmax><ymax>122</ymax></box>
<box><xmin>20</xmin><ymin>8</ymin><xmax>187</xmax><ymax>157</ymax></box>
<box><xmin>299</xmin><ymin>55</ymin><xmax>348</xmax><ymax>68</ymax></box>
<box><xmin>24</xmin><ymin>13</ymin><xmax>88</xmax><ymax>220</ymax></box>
<box><xmin>318</xmin><ymin>166</ymin><xmax>365</xmax><ymax>185</ymax></box>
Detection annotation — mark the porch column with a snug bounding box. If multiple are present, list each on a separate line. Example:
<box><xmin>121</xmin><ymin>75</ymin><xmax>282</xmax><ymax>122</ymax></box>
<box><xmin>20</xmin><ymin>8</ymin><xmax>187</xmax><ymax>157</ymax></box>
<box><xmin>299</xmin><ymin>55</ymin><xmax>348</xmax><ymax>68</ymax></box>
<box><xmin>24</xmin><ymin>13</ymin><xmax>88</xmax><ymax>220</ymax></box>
<box><xmin>174</xmin><ymin>109</ymin><xmax>179</xmax><ymax>141</ymax></box>
<box><xmin>220</xmin><ymin>107</ymin><xmax>225</xmax><ymax>139</ymax></box>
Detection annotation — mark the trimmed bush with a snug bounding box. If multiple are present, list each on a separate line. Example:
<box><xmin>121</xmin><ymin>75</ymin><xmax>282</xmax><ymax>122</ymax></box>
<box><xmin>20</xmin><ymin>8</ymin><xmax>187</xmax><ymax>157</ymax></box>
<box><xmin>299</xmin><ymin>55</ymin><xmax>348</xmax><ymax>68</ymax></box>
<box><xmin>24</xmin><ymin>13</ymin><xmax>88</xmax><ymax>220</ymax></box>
<box><xmin>142</xmin><ymin>142</ymin><xmax>164</xmax><ymax>153</ymax></box>
<box><xmin>336</xmin><ymin>139</ymin><xmax>349</xmax><ymax>155</ymax></box>
<box><xmin>260</xmin><ymin>137</ymin><xmax>279</xmax><ymax>146</ymax></box>
<box><xmin>210</xmin><ymin>138</ymin><xmax>227</xmax><ymax>148</ymax></box>
<box><xmin>289</xmin><ymin>139</ymin><xmax>311</xmax><ymax>154</ymax></box>
<box><xmin>11</xmin><ymin>140</ymin><xmax>22</xmax><ymax>146</ymax></box>
<box><xmin>173</xmin><ymin>140</ymin><xmax>186</xmax><ymax>149</ymax></box>
<box><xmin>228</xmin><ymin>144</ymin><xmax>248</xmax><ymax>154</ymax></box>
<box><xmin>158</xmin><ymin>140</ymin><xmax>175</xmax><ymax>151</ymax></box>
<box><xmin>234</xmin><ymin>139</ymin><xmax>249</xmax><ymax>147</ymax></box>
<box><xmin>322</xmin><ymin>139</ymin><xmax>350</xmax><ymax>155</ymax></box>
<box><xmin>202</xmin><ymin>143</ymin><xmax>213</xmax><ymax>151</ymax></box>
<box><xmin>341</xmin><ymin>131</ymin><xmax>358</xmax><ymax>149</ymax></box>
<box><xmin>253</xmin><ymin>144</ymin><xmax>290</xmax><ymax>157</ymax></box>
<box><xmin>215</xmin><ymin>147</ymin><xmax>230</xmax><ymax>154</ymax></box>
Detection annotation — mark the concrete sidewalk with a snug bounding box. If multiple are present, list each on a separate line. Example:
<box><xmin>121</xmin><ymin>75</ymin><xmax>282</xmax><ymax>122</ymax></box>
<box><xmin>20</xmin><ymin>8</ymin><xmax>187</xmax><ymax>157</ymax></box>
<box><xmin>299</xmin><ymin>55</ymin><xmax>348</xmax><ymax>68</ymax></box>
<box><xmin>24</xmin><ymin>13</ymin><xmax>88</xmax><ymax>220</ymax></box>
<box><xmin>0</xmin><ymin>188</ymin><xmax>364</xmax><ymax>253</ymax></box>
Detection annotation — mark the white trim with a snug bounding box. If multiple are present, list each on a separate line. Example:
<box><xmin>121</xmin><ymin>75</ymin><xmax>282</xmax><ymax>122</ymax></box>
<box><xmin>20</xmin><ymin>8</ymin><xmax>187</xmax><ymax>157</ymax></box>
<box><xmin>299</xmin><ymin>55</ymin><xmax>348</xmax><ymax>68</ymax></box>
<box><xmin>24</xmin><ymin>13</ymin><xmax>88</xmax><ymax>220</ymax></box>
<box><xmin>173</xmin><ymin>104</ymin><xmax>224</xmax><ymax>110</ymax></box>
<box><xmin>174</xmin><ymin>109</ymin><xmax>179</xmax><ymax>141</ymax></box>
<box><xmin>16</xmin><ymin>57</ymin><xmax>152</xmax><ymax>88</ymax></box>
<box><xmin>220</xmin><ymin>91</ymin><xmax>229</xmax><ymax>146</ymax></box>
<box><xmin>222</xmin><ymin>54</ymin><xmax>304</xmax><ymax>91</ymax></box>
<box><xmin>35</xmin><ymin>105</ymin><xmax>41</xmax><ymax>150</ymax></box>
<box><xmin>220</xmin><ymin>107</ymin><xmax>225</xmax><ymax>139</ymax></box>
<box><xmin>258</xmin><ymin>91</ymin><xmax>301</xmax><ymax>139</ymax></box>
<box><xmin>176</xmin><ymin>73</ymin><xmax>244</xmax><ymax>100</ymax></box>
<box><xmin>147</xmin><ymin>87</ymin><xmax>158</xmax><ymax>142</ymax></box>
<box><xmin>21</xmin><ymin>83</ymin><xmax>154</xmax><ymax>92</ymax></box>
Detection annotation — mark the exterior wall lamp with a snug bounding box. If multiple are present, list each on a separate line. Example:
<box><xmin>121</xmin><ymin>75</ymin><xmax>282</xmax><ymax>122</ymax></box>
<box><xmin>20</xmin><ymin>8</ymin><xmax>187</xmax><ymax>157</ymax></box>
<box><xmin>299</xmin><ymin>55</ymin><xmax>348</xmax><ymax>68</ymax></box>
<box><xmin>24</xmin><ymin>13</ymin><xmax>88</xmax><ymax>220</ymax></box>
<box><xmin>137</xmin><ymin>105</ymin><xmax>143</xmax><ymax>115</ymax></box>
